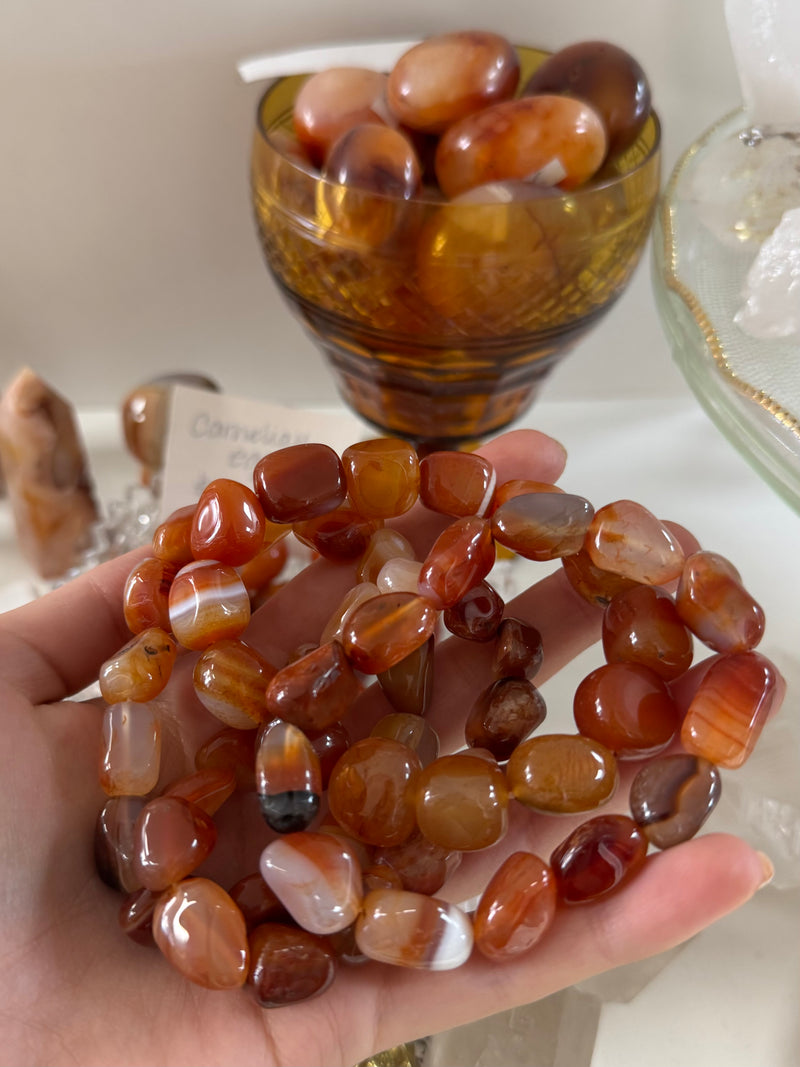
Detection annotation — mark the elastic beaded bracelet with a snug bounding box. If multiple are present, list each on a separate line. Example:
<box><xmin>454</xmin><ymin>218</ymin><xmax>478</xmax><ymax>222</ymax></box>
<box><xmin>94</xmin><ymin>437</ymin><xmax>778</xmax><ymax>1005</ymax></box>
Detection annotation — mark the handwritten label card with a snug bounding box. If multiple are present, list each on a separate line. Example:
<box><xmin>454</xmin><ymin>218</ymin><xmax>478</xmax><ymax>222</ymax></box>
<box><xmin>160</xmin><ymin>385</ymin><xmax>370</xmax><ymax>516</ymax></box>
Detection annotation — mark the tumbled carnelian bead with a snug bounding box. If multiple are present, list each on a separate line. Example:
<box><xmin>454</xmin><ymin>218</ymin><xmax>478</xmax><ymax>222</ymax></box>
<box><xmin>265</xmin><ymin>640</ymin><xmax>364</xmax><ymax>733</ymax></box>
<box><xmin>473</xmin><ymin>851</ymin><xmax>557</xmax><ymax>961</ymax></box>
<box><xmin>193</xmin><ymin>638</ymin><xmax>278</xmax><ymax>730</ymax></box>
<box><xmin>492</xmin><ymin>617</ymin><xmax>544</xmax><ymax>679</ymax></box>
<box><xmin>133</xmin><ymin>795</ymin><xmax>217</xmax><ymax>892</ymax></box>
<box><xmin>293</xmin><ymin>507</ymin><xmax>379</xmax><ymax>562</ymax></box>
<box><xmin>256</xmin><ymin>719</ymin><xmax>322</xmax><ymax>833</ymax></box>
<box><xmin>328</xmin><ymin>737</ymin><xmax>422</xmax><ymax>847</ymax></box>
<box><xmin>98</xmin><ymin>627</ymin><xmax>177</xmax><ymax>704</ymax></box>
<box><xmin>418</xmin><ymin>451</ymin><xmax>496</xmax><ymax>517</ymax></box>
<box><xmin>489</xmin><ymin>479</ymin><xmax>564</xmax><ymax>514</ymax></box>
<box><xmin>465</xmin><ymin>678</ymin><xmax>547</xmax><ymax>762</ymax></box>
<box><xmin>163</xmin><ymin>766</ymin><xmax>237</xmax><ymax>816</ymax></box>
<box><xmin>416</xmin><ymin>753</ymin><xmax>509</xmax><ymax>852</ymax></box>
<box><xmin>343</xmin><ymin>592</ymin><xmax>438</xmax><ymax>674</ymax></box>
<box><xmin>119</xmin><ymin>886</ymin><xmax>158</xmax><ymax>946</ymax></box>
<box><xmin>357</xmin><ymin>528</ymin><xmax>416</xmax><ymax>583</ymax></box>
<box><xmin>586</xmin><ymin>500</ymin><xmax>686</xmax><ymax>584</ymax></box>
<box><xmin>562</xmin><ymin>546</ymin><xmax>641</xmax><ymax>608</ymax></box>
<box><xmin>376</xmin><ymin>636</ymin><xmax>435</xmax><ymax>717</ymax></box>
<box><xmin>551</xmin><ymin>814</ymin><xmax>647</xmax><ymax>904</ymax></box>
<box><xmin>151</xmin><ymin>504</ymin><xmax>196</xmax><ymax>567</ymax></box>
<box><xmin>675</xmin><ymin>550</ymin><xmax>765</xmax><ymax>654</ymax></box>
<box><xmin>443</xmin><ymin>579</ymin><xmax>504</xmax><ymax>642</ymax></box>
<box><xmin>681</xmin><ymin>651</ymin><xmax>778</xmax><ymax>769</ymax></box>
<box><xmin>248</xmin><ymin>922</ymin><xmax>336</xmax><ymax>1007</ymax></box>
<box><xmin>260</xmin><ymin>831</ymin><xmax>363</xmax><ymax>935</ymax></box>
<box><xmin>343</xmin><ymin>439</ymin><xmax>420</xmax><ymax>520</ymax></box>
<box><xmin>356</xmin><ymin>889</ymin><xmax>473</xmax><ymax>970</ymax></box>
<box><xmin>195</xmin><ymin>726</ymin><xmax>257</xmax><ymax>791</ymax></box>
<box><xmin>524</xmin><ymin>40</ymin><xmax>651</xmax><ymax>155</ymax></box>
<box><xmin>123</xmin><ymin>556</ymin><xmax>178</xmax><ymax>634</ymax></box>
<box><xmin>507</xmin><ymin>733</ymin><xmax>618</xmax><ymax>814</ymax></box>
<box><xmin>574</xmin><ymin>662</ymin><xmax>680</xmax><ymax>758</ymax></box>
<box><xmin>168</xmin><ymin>560</ymin><xmax>250</xmax><ymax>650</ymax></box>
<box><xmin>95</xmin><ymin>796</ymin><xmax>145</xmax><ymax>892</ymax></box>
<box><xmin>435</xmin><ymin>94</ymin><xmax>607</xmax><ymax>198</ymax></box>
<box><xmin>99</xmin><ymin>701</ymin><xmax>161</xmax><ymax>797</ymax></box>
<box><xmin>190</xmin><ymin>478</ymin><xmax>266</xmax><ymax>567</ymax></box>
<box><xmin>253</xmin><ymin>443</ymin><xmax>346</xmax><ymax>524</ymax></box>
<box><xmin>309</xmin><ymin>722</ymin><xmax>351</xmax><ymax>788</ymax></box>
<box><xmin>153</xmin><ymin>877</ymin><xmax>249</xmax><ymax>989</ymax></box>
<box><xmin>373</xmin><ymin>832</ymin><xmax>455</xmax><ymax>895</ymax></box>
<box><xmin>387</xmin><ymin>31</ymin><xmax>519</xmax><ymax>134</ymax></box>
<box><xmin>603</xmin><ymin>584</ymin><xmax>694</xmax><ymax>680</ymax></box>
<box><xmin>629</xmin><ymin>753</ymin><xmax>721</xmax><ymax>849</ymax></box>
<box><xmin>293</xmin><ymin>67</ymin><xmax>392</xmax><ymax>166</ymax></box>
<box><xmin>228</xmin><ymin>872</ymin><xmax>288</xmax><ymax>930</ymax></box>
<box><xmin>492</xmin><ymin>493</ymin><xmax>595</xmax><ymax>561</ymax></box>
<box><xmin>324</xmin><ymin>121</ymin><xmax>421</xmax><ymax>197</ymax></box>
<box><xmin>371</xmin><ymin>712</ymin><xmax>439</xmax><ymax>766</ymax></box>
<box><xmin>417</xmin><ymin>516</ymin><xmax>495</xmax><ymax>610</ymax></box>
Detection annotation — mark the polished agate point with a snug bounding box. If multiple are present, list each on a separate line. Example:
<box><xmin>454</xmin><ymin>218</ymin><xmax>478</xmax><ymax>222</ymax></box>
<box><xmin>629</xmin><ymin>754</ymin><xmax>721</xmax><ymax>849</ymax></box>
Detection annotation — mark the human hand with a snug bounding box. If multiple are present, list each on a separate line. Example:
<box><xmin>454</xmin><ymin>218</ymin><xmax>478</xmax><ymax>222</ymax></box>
<box><xmin>0</xmin><ymin>428</ymin><xmax>778</xmax><ymax>1067</ymax></box>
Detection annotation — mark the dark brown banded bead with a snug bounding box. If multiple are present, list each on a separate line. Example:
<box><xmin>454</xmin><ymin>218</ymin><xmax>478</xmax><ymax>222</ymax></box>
<box><xmin>465</xmin><ymin>677</ymin><xmax>546</xmax><ymax>761</ymax></box>
<box><xmin>629</xmin><ymin>754</ymin><xmax>722</xmax><ymax>849</ymax></box>
<box><xmin>253</xmin><ymin>443</ymin><xmax>346</xmax><ymax>524</ymax></box>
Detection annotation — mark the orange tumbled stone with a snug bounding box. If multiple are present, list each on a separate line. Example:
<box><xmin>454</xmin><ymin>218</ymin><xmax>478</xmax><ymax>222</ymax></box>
<box><xmin>506</xmin><ymin>733</ymin><xmax>618</xmax><ymax>814</ymax></box>
<box><xmin>265</xmin><ymin>640</ymin><xmax>364</xmax><ymax>733</ymax></box>
<box><xmin>191</xmin><ymin>477</ymin><xmax>266</xmax><ymax>566</ymax></box>
<box><xmin>123</xmin><ymin>555</ymin><xmax>178</xmax><ymax>634</ymax></box>
<box><xmin>562</xmin><ymin>547</ymin><xmax>641</xmax><ymax>608</ymax></box>
<box><xmin>490</xmin><ymin>479</ymin><xmax>564</xmax><ymax>513</ymax></box>
<box><xmin>357</xmin><ymin>528</ymin><xmax>416</xmax><ymax>584</ymax></box>
<box><xmin>371</xmin><ymin>712</ymin><xmax>439</xmax><ymax>766</ymax></box>
<box><xmin>248</xmin><ymin>922</ymin><xmax>336</xmax><ymax>1007</ymax></box>
<box><xmin>99</xmin><ymin>701</ymin><xmax>161</xmax><ymax>797</ymax></box>
<box><xmin>343</xmin><ymin>592</ymin><xmax>438</xmax><ymax>673</ymax></box>
<box><xmin>464</xmin><ymin>677</ymin><xmax>547</xmax><ymax>761</ymax></box>
<box><xmin>551</xmin><ymin>814</ymin><xmax>647</xmax><ymax>904</ymax></box>
<box><xmin>328</xmin><ymin>737</ymin><xmax>422</xmax><ymax>847</ymax></box>
<box><xmin>133</xmin><ymin>795</ymin><xmax>217</xmax><ymax>892</ymax></box>
<box><xmin>473</xmin><ymin>851</ymin><xmax>557</xmax><ymax>961</ymax></box>
<box><xmin>98</xmin><ymin>627</ymin><xmax>177</xmax><ymax>704</ymax></box>
<box><xmin>418</xmin><ymin>450</ymin><xmax>496</xmax><ymax>517</ymax></box>
<box><xmin>443</xmin><ymin>579</ymin><xmax>504</xmax><ymax>642</ymax></box>
<box><xmin>586</xmin><ymin>500</ymin><xmax>685</xmax><ymax>584</ymax></box>
<box><xmin>573</xmin><ymin>661</ymin><xmax>680</xmax><ymax>758</ymax></box>
<box><xmin>151</xmin><ymin>504</ymin><xmax>196</xmax><ymax>567</ymax></box>
<box><xmin>602</xmin><ymin>584</ymin><xmax>693</xmax><ymax>680</ymax></box>
<box><xmin>163</xmin><ymin>766</ymin><xmax>237</xmax><ymax>816</ymax></box>
<box><xmin>355</xmin><ymin>889</ymin><xmax>473</xmax><ymax>970</ymax></box>
<box><xmin>153</xmin><ymin>877</ymin><xmax>249</xmax><ymax>989</ymax></box>
<box><xmin>253</xmin><ymin>442</ymin><xmax>346</xmax><ymax>523</ymax></box>
<box><xmin>168</xmin><ymin>560</ymin><xmax>251</xmax><ymax>650</ymax></box>
<box><xmin>293</xmin><ymin>507</ymin><xmax>379</xmax><ymax>561</ymax></box>
<box><xmin>492</xmin><ymin>492</ymin><xmax>594</xmax><ymax>561</ymax></box>
<box><xmin>373</xmin><ymin>832</ymin><xmax>455</xmax><ymax>895</ymax></box>
<box><xmin>681</xmin><ymin>651</ymin><xmax>778</xmax><ymax>769</ymax></box>
<box><xmin>416</xmin><ymin>753</ymin><xmax>509</xmax><ymax>852</ymax></box>
<box><xmin>256</xmin><ymin>719</ymin><xmax>322</xmax><ymax>833</ymax></box>
<box><xmin>675</xmin><ymin>550</ymin><xmax>765</xmax><ymax>654</ymax></box>
<box><xmin>193</xmin><ymin>638</ymin><xmax>278</xmax><ymax>729</ymax></box>
<box><xmin>417</xmin><ymin>516</ymin><xmax>495</xmax><ymax>609</ymax></box>
<box><xmin>342</xmin><ymin>438</ymin><xmax>420</xmax><ymax>519</ymax></box>
<box><xmin>195</xmin><ymin>727</ymin><xmax>257</xmax><ymax>791</ymax></box>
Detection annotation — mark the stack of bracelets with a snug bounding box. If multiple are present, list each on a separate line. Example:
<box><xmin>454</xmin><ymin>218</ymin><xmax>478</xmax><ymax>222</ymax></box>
<box><xmin>93</xmin><ymin>437</ymin><xmax>776</xmax><ymax>1006</ymax></box>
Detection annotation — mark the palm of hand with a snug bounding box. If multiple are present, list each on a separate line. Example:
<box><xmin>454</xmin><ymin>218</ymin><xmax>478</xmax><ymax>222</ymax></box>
<box><xmin>0</xmin><ymin>430</ymin><xmax>773</xmax><ymax>1067</ymax></box>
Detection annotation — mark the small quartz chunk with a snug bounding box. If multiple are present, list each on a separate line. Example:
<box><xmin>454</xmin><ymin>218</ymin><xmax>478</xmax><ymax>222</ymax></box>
<box><xmin>735</xmin><ymin>206</ymin><xmax>800</xmax><ymax>339</ymax></box>
<box><xmin>0</xmin><ymin>367</ymin><xmax>99</xmax><ymax>578</ymax></box>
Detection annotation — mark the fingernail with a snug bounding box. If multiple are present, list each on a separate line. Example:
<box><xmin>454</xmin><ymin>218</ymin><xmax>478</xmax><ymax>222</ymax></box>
<box><xmin>756</xmin><ymin>851</ymin><xmax>774</xmax><ymax>889</ymax></box>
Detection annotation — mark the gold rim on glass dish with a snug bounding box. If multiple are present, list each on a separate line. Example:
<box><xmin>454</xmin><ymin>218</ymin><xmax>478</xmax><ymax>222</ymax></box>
<box><xmin>652</xmin><ymin>108</ymin><xmax>800</xmax><ymax>514</ymax></box>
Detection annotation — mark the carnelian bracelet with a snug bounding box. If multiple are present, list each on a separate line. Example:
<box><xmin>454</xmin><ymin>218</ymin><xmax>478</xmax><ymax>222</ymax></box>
<box><xmin>94</xmin><ymin>438</ymin><xmax>777</xmax><ymax>1005</ymax></box>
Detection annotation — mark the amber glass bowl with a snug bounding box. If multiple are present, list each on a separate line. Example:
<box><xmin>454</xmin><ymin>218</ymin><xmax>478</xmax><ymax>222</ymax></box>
<box><xmin>251</xmin><ymin>46</ymin><xmax>661</xmax><ymax>446</ymax></box>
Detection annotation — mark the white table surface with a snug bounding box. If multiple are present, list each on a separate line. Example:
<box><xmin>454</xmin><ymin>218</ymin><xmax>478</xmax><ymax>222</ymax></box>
<box><xmin>0</xmin><ymin>396</ymin><xmax>798</xmax><ymax>1067</ymax></box>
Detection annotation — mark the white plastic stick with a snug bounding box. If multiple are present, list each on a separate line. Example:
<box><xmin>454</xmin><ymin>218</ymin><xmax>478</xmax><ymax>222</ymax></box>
<box><xmin>237</xmin><ymin>39</ymin><xmax>420</xmax><ymax>84</ymax></box>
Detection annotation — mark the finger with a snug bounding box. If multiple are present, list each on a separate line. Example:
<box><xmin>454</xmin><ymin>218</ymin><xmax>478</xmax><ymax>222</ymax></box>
<box><xmin>0</xmin><ymin>548</ymin><xmax>148</xmax><ymax>706</ymax></box>
<box><xmin>337</xmin><ymin>833</ymin><xmax>769</xmax><ymax>1062</ymax></box>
